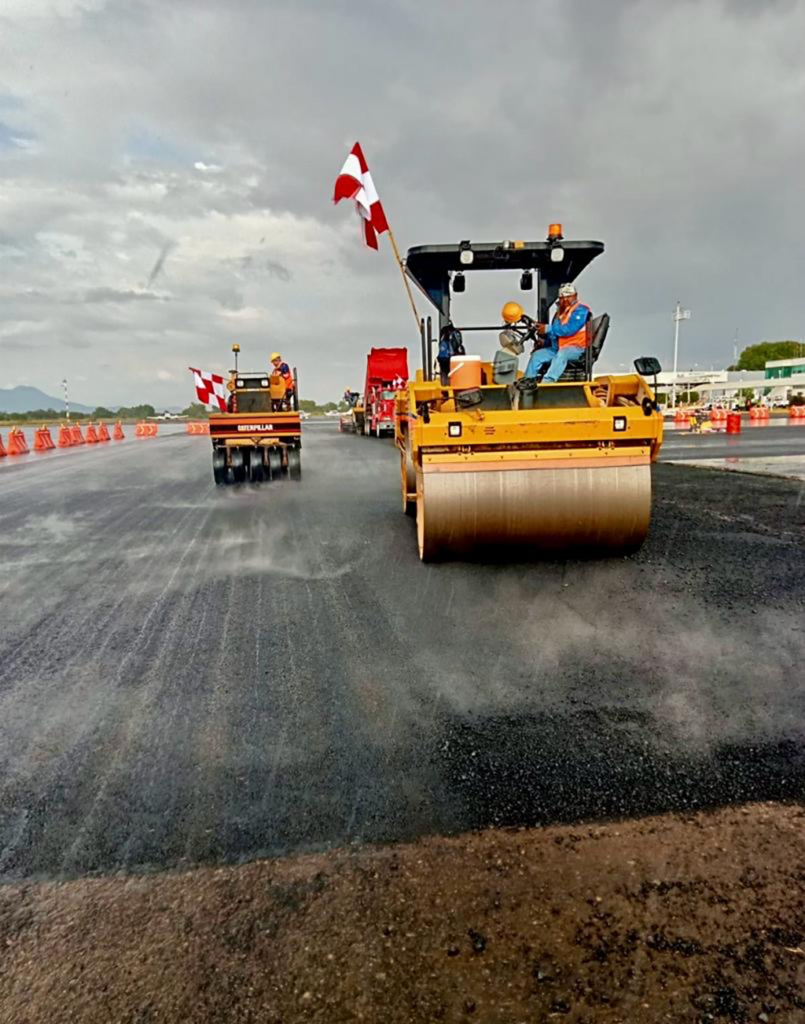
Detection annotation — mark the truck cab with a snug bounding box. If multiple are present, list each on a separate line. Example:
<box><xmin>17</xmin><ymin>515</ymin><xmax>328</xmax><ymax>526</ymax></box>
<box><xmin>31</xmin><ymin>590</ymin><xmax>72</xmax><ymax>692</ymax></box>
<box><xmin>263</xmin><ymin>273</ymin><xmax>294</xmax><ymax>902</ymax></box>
<box><xmin>365</xmin><ymin>385</ymin><xmax>400</xmax><ymax>437</ymax></box>
<box><xmin>362</xmin><ymin>348</ymin><xmax>409</xmax><ymax>438</ymax></box>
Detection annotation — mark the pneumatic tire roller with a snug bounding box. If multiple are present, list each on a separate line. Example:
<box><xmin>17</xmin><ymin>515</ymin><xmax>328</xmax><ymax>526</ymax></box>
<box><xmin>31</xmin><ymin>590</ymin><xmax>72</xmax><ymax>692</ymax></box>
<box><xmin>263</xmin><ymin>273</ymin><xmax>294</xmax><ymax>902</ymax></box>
<box><xmin>208</xmin><ymin>346</ymin><xmax>303</xmax><ymax>487</ymax></box>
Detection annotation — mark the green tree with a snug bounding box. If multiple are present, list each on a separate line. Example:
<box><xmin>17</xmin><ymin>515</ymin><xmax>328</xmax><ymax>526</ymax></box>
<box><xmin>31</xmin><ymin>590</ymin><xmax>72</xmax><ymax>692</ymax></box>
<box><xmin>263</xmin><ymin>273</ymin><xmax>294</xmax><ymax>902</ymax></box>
<box><xmin>735</xmin><ymin>341</ymin><xmax>805</xmax><ymax>371</ymax></box>
<box><xmin>0</xmin><ymin>408</ymin><xmax>60</xmax><ymax>423</ymax></box>
<box><xmin>91</xmin><ymin>407</ymin><xmax>116</xmax><ymax>420</ymax></box>
<box><xmin>115</xmin><ymin>404</ymin><xmax>156</xmax><ymax>420</ymax></box>
<box><xmin>181</xmin><ymin>402</ymin><xmax>207</xmax><ymax>418</ymax></box>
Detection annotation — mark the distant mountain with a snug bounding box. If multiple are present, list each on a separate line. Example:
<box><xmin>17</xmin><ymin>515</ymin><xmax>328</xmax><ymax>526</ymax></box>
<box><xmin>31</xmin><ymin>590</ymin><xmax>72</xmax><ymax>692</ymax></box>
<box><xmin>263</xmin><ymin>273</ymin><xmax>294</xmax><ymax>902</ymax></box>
<box><xmin>0</xmin><ymin>386</ymin><xmax>93</xmax><ymax>414</ymax></box>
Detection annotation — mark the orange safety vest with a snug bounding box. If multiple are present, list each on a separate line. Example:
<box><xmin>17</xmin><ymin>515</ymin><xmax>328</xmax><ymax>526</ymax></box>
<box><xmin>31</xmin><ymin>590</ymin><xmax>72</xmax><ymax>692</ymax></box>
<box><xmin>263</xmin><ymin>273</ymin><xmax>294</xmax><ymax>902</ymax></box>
<box><xmin>553</xmin><ymin>301</ymin><xmax>591</xmax><ymax>350</ymax></box>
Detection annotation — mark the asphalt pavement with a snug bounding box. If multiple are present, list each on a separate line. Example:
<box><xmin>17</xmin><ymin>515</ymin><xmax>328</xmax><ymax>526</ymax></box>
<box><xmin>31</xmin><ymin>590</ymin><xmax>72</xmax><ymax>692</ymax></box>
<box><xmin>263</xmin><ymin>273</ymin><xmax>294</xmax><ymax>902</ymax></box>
<box><xmin>1</xmin><ymin>423</ymin><xmax>804</xmax><ymax>881</ymax></box>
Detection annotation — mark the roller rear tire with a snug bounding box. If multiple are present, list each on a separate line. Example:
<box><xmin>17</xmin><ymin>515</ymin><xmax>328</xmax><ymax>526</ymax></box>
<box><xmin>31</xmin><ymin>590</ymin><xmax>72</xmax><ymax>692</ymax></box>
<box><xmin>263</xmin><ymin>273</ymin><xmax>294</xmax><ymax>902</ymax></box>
<box><xmin>213</xmin><ymin>449</ymin><xmax>227</xmax><ymax>486</ymax></box>
<box><xmin>230</xmin><ymin>448</ymin><xmax>246</xmax><ymax>485</ymax></box>
<box><xmin>267</xmin><ymin>448</ymin><xmax>282</xmax><ymax>480</ymax></box>
<box><xmin>249</xmin><ymin>450</ymin><xmax>265</xmax><ymax>483</ymax></box>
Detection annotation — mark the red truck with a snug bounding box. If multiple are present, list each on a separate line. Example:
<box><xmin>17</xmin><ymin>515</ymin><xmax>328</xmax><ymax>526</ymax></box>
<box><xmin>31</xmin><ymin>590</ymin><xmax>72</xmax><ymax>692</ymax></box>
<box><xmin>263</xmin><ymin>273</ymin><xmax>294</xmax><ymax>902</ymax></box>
<box><xmin>362</xmin><ymin>347</ymin><xmax>408</xmax><ymax>437</ymax></box>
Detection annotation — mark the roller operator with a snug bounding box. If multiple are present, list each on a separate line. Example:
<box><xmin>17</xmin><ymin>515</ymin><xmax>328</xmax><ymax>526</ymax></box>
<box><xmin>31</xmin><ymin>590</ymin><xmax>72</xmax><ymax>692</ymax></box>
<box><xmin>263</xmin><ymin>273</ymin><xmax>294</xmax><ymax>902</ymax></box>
<box><xmin>523</xmin><ymin>283</ymin><xmax>592</xmax><ymax>383</ymax></box>
<box><xmin>270</xmin><ymin>352</ymin><xmax>294</xmax><ymax>409</ymax></box>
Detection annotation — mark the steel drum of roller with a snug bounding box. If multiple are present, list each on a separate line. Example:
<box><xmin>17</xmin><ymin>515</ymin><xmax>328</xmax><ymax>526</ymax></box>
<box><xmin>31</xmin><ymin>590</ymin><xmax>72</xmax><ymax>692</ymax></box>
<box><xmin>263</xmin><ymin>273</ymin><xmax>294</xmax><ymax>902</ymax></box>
<box><xmin>416</xmin><ymin>461</ymin><xmax>652</xmax><ymax>561</ymax></box>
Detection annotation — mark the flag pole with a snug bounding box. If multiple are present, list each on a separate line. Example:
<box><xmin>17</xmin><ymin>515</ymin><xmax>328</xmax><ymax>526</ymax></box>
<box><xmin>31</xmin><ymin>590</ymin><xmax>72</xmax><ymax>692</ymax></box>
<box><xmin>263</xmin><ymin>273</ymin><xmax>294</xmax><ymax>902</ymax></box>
<box><xmin>386</xmin><ymin>227</ymin><xmax>421</xmax><ymax>332</ymax></box>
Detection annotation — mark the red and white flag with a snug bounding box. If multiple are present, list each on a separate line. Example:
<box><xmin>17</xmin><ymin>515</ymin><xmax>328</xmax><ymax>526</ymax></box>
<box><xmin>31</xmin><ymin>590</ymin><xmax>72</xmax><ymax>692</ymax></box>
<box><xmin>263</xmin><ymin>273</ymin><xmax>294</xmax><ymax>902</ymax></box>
<box><xmin>189</xmin><ymin>367</ymin><xmax>227</xmax><ymax>412</ymax></box>
<box><xmin>333</xmin><ymin>142</ymin><xmax>389</xmax><ymax>250</ymax></box>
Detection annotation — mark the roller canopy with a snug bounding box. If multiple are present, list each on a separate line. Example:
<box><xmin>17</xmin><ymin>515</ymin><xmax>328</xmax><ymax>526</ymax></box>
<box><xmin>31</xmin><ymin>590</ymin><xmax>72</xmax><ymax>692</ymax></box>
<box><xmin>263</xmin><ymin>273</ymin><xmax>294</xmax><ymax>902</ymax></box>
<box><xmin>405</xmin><ymin>239</ymin><xmax>605</xmax><ymax>336</ymax></box>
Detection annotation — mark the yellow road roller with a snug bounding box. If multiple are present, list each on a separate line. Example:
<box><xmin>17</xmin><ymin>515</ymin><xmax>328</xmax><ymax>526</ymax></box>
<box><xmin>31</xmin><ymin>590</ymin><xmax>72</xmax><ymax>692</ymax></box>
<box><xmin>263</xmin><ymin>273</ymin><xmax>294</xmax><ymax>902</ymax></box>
<box><xmin>395</xmin><ymin>227</ymin><xmax>664</xmax><ymax>561</ymax></box>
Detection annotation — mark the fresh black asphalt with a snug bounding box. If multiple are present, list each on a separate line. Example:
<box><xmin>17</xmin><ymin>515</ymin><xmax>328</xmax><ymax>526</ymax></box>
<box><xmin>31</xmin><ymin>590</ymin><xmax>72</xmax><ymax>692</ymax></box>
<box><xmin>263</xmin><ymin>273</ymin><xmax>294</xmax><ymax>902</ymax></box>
<box><xmin>0</xmin><ymin>423</ymin><xmax>803</xmax><ymax>881</ymax></box>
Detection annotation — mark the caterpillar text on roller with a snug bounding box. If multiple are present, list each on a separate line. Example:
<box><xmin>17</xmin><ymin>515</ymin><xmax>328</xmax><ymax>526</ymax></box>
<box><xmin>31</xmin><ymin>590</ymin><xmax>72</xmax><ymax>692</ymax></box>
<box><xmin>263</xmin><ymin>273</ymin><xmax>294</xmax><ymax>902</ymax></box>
<box><xmin>209</xmin><ymin>344</ymin><xmax>302</xmax><ymax>485</ymax></box>
<box><xmin>395</xmin><ymin>227</ymin><xmax>664</xmax><ymax>561</ymax></box>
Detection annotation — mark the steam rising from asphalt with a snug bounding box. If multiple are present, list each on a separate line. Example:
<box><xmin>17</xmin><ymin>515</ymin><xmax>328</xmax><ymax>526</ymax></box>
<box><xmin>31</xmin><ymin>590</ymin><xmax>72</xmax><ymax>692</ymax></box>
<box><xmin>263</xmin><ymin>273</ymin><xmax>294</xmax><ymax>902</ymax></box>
<box><xmin>0</xmin><ymin>426</ymin><xmax>802</xmax><ymax>820</ymax></box>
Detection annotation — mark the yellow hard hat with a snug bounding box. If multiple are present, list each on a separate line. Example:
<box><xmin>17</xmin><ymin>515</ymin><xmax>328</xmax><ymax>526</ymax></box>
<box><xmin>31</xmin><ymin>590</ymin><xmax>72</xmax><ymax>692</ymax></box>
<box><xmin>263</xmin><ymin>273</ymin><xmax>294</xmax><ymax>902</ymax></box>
<box><xmin>502</xmin><ymin>301</ymin><xmax>525</xmax><ymax>324</ymax></box>
<box><xmin>270</xmin><ymin>352</ymin><xmax>281</xmax><ymax>361</ymax></box>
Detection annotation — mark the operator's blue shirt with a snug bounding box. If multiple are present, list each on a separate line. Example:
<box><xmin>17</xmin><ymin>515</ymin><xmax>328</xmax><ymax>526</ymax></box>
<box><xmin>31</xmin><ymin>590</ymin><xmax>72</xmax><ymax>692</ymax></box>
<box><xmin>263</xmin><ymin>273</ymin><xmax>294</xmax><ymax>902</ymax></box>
<box><xmin>544</xmin><ymin>304</ymin><xmax>591</xmax><ymax>347</ymax></box>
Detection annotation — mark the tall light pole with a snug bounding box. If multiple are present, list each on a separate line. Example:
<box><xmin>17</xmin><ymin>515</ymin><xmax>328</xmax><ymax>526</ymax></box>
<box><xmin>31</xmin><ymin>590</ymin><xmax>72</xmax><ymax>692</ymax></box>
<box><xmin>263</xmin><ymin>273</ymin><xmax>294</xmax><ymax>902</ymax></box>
<box><xmin>61</xmin><ymin>378</ymin><xmax>69</xmax><ymax>420</ymax></box>
<box><xmin>672</xmin><ymin>301</ymin><xmax>691</xmax><ymax>408</ymax></box>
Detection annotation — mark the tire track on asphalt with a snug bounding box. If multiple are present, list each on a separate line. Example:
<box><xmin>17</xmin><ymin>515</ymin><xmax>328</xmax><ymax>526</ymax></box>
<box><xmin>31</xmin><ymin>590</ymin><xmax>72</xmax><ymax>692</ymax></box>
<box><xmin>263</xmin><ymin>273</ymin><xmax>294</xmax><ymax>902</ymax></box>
<box><xmin>58</xmin><ymin>498</ymin><xmax>215</xmax><ymax>875</ymax></box>
<box><xmin>0</xmin><ymin>461</ymin><xmax>212</xmax><ymax>876</ymax></box>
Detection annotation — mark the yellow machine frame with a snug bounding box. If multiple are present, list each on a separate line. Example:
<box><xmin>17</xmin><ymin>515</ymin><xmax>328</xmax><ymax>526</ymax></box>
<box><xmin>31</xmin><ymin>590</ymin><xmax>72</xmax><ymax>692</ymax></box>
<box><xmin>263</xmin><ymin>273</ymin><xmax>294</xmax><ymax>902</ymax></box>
<box><xmin>396</xmin><ymin>365</ymin><xmax>663</xmax><ymax>560</ymax></box>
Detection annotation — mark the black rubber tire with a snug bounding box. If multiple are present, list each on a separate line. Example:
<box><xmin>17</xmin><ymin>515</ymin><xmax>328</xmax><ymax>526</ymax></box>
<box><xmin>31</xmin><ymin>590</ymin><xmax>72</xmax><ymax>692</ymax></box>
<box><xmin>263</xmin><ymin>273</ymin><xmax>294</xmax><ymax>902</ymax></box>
<box><xmin>249</xmin><ymin>449</ymin><xmax>265</xmax><ymax>483</ymax></box>
<box><xmin>287</xmin><ymin>448</ymin><xmax>302</xmax><ymax>481</ymax></box>
<box><xmin>230</xmin><ymin>448</ymin><xmax>245</xmax><ymax>485</ymax></box>
<box><xmin>212</xmin><ymin>449</ymin><xmax>227</xmax><ymax>486</ymax></box>
<box><xmin>267</xmin><ymin>448</ymin><xmax>282</xmax><ymax>480</ymax></box>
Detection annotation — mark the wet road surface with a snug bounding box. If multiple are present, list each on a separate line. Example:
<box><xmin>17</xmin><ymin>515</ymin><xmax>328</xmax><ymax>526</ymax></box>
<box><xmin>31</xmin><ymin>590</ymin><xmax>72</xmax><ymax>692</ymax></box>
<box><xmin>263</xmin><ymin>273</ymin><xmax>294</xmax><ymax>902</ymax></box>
<box><xmin>1</xmin><ymin>423</ymin><xmax>804</xmax><ymax>881</ymax></box>
<box><xmin>661</xmin><ymin>421</ymin><xmax>805</xmax><ymax>461</ymax></box>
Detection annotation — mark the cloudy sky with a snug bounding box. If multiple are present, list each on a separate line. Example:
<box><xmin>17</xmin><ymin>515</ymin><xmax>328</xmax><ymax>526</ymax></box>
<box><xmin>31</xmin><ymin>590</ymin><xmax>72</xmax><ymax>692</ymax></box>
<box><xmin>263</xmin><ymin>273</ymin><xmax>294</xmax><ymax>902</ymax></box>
<box><xmin>1</xmin><ymin>0</ymin><xmax>804</xmax><ymax>407</ymax></box>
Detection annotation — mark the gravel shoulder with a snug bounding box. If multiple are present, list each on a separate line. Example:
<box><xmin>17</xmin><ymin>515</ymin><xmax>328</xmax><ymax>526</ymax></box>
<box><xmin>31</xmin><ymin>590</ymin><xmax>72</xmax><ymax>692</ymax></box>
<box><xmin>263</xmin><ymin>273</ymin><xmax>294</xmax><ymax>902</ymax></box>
<box><xmin>2</xmin><ymin>802</ymin><xmax>804</xmax><ymax>1024</ymax></box>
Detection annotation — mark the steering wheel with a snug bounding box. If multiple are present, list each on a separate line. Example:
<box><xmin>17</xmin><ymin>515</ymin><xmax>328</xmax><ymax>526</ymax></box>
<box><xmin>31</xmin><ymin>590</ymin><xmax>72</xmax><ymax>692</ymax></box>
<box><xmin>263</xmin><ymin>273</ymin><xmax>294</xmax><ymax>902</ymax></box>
<box><xmin>505</xmin><ymin>315</ymin><xmax>543</xmax><ymax>349</ymax></box>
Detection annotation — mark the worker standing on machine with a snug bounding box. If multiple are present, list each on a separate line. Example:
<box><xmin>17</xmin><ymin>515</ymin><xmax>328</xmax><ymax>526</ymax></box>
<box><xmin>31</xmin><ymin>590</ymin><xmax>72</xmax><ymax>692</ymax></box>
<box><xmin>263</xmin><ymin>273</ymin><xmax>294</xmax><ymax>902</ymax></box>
<box><xmin>523</xmin><ymin>283</ymin><xmax>592</xmax><ymax>383</ymax></box>
<box><xmin>270</xmin><ymin>352</ymin><xmax>294</xmax><ymax>409</ymax></box>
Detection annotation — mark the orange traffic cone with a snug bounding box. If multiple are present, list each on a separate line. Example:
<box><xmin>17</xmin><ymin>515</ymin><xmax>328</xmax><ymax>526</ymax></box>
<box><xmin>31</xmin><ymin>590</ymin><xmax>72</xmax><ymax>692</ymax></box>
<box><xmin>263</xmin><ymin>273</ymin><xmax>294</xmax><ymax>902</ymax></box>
<box><xmin>149</xmin><ymin>423</ymin><xmax>159</xmax><ymax>436</ymax></box>
<box><xmin>135</xmin><ymin>422</ymin><xmax>145</xmax><ymax>437</ymax></box>
<box><xmin>113</xmin><ymin>421</ymin><xmax>125</xmax><ymax>440</ymax></box>
<box><xmin>0</xmin><ymin>433</ymin><xmax>6</xmax><ymax>457</ymax></box>
<box><xmin>34</xmin><ymin>427</ymin><xmax>49</xmax><ymax>451</ymax></box>
<box><xmin>71</xmin><ymin>424</ymin><xmax>85</xmax><ymax>445</ymax></box>
<box><xmin>97</xmin><ymin>421</ymin><xmax>110</xmax><ymax>442</ymax></box>
<box><xmin>85</xmin><ymin>422</ymin><xmax>99</xmax><ymax>444</ymax></box>
<box><xmin>58</xmin><ymin>424</ymin><xmax>73</xmax><ymax>447</ymax></box>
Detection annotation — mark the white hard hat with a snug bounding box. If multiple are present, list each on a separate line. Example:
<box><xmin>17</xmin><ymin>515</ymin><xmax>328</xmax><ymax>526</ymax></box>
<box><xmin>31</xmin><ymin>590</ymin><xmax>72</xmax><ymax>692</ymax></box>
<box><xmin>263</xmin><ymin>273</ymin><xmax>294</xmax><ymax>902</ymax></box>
<box><xmin>558</xmin><ymin>283</ymin><xmax>577</xmax><ymax>297</ymax></box>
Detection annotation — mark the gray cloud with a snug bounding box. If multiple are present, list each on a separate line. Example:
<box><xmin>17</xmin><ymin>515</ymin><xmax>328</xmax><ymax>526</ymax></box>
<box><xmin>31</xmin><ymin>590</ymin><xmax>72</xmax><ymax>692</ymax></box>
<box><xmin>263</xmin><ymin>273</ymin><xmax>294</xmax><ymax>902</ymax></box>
<box><xmin>264</xmin><ymin>259</ymin><xmax>291</xmax><ymax>282</ymax></box>
<box><xmin>0</xmin><ymin>0</ymin><xmax>804</xmax><ymax>406</ymax></box>
<box><xmin>83</xmin><ymin>287</ymin><xmax>167</xmax><ymax>304</ymax></box>
<box><xmin>226</xmin><ymin>253</ymin><xmax>292</xmax><ymax>282</ymax></box>
<box><xmin>145</xmin><ymin>241</ymin><xmax>174</xmax><ymax>289</ymax></box>
<box><xmin>214</xmin><ymin>287</ymin><xmax>245</xmax><ymax>312</ymax></box>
